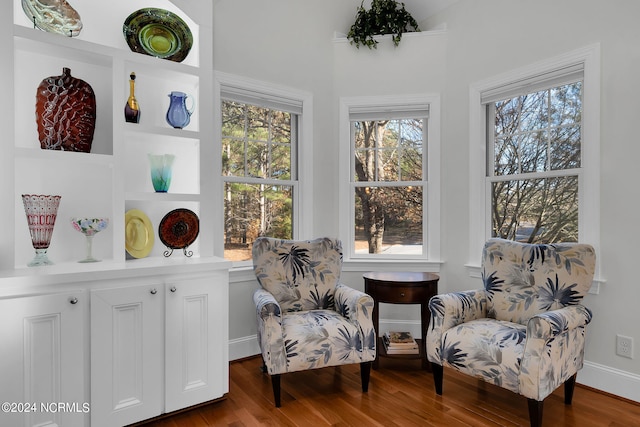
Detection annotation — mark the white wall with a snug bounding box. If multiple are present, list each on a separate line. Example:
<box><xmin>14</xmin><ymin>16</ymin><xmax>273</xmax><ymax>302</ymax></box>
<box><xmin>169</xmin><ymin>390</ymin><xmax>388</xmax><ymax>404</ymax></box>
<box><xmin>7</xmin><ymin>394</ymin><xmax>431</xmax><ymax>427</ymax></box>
<box><xmin>212</xmin><ymin>0</ymin><xmax>360</xmax><ymax>349</ymax></box>
<box><xmin>214</xmin><ymin>0</ymin><xmax>640</xmax><ymax>401</ymax></box>
<box><xmin>425</xmin><ymin>0</ymin><xmax>640</xmax><ymax>400</ymax></box>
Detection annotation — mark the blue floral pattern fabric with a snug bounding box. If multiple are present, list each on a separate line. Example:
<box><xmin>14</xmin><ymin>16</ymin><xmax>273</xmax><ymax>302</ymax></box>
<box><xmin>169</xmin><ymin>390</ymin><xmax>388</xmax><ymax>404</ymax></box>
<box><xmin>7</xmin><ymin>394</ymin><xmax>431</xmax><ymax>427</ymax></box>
<box><xmin>253</xmin><ymin>237</ymin><xmax>376</xmax><ymax>375</ymax></box>
<box><xmin>427</xmin><ymin>238</ymin><xmax>595</xmax><ymax>401</ymax></box>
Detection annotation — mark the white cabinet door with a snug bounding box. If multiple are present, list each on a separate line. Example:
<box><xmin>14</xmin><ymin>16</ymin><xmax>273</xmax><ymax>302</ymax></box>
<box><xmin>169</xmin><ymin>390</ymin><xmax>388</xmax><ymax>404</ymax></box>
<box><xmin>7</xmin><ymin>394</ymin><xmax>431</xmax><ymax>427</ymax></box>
<box><xmin>90</xmin><ymin>284</ymin><xmax>163</xmax><ymax>427</ymax></box>
<box><xmin>164</xmin><ymin>273</ymin><xmax>229</xmax><ymax>411</ymax></box>
<box><xmin>0</xmin><ymin>292</ymin><xmax>86</xmax><ymax>427</ymax></box>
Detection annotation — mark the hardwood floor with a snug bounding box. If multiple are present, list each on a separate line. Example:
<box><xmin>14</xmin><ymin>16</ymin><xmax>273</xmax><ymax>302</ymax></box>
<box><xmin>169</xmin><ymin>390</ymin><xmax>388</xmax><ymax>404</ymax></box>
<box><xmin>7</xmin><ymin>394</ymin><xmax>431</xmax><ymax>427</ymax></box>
<box><xmin>140</xmin><ymin>356</ymin><xmax>640</xmax><ymax>426</ymax></box>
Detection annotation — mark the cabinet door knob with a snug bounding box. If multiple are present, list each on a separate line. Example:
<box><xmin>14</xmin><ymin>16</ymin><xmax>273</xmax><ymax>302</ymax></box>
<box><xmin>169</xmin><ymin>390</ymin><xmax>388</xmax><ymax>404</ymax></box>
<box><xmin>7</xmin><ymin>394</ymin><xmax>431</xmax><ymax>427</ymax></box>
<box><xmin>400</xmin><ymin>292</ymin><xmax>405</xmax><ymax>297</ymax></box>
<box><xmin>69</xmin><ymin>297</ymin><xmax>78</xmax><ymax>305</ymax></box>
<box><xmin>150</xmin><ymin>288</ymin><xmax>158</xmax><ymax>295</ymax></box>
<box><xmin>170</xmin><ymin>286</ymin><xmax>177</xmax><ymax>293</ymax></box>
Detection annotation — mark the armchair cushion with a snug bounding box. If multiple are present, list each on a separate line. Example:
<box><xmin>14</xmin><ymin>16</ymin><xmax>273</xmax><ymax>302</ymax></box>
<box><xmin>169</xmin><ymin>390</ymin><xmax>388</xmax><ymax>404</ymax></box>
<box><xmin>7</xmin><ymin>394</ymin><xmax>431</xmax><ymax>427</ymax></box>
<box><xmin>281</xmin><ymin>309</ymin><xmax>371</xmax><ymax>373</ymax></box>
<box><xmin>439</xmin><ymin>318</ymin><xmax>527</xmax><ymax>392</ymax></box>
<box><xmin>253</xmin><ymin>237</ymin><xmax>343</xmax><ymax>313</ymax></box>
<box><xmin>482</xmin><ymin>239</ymin><xmax>596</xmax><ymax>324</ymax></box>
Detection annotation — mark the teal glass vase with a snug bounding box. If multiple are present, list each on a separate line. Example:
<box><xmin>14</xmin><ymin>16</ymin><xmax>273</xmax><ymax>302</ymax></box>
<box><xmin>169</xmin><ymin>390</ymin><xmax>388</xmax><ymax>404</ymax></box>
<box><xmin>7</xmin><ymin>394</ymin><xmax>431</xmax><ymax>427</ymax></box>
<box><xmin>148</xmin><ymin>154</ymin><xmax>175</xmax><ymax>192</ymax></box>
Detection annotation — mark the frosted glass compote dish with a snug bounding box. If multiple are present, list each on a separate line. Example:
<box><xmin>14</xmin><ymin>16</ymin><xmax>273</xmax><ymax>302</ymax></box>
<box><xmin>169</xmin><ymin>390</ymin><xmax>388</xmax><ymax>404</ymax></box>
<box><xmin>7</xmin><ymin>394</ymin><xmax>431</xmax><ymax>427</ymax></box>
<box><xmin>71</xmin><ymin>218</ymin><xmax>109</xmax><ymax>263</ymax></box>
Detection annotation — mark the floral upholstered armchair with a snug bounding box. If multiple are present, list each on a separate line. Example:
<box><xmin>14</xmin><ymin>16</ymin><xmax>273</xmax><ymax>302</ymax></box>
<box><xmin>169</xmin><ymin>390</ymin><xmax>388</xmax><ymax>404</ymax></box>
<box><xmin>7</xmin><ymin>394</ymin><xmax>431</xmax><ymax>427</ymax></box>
<box><xmin>252</xmin><ymin>237</ymin><xmax>376</xmax><ymax>407</ymax></box>
<box><xmin>427</xmin><ymin>238</ymin><xmax>595</xmax><ymax>427</ymax></box>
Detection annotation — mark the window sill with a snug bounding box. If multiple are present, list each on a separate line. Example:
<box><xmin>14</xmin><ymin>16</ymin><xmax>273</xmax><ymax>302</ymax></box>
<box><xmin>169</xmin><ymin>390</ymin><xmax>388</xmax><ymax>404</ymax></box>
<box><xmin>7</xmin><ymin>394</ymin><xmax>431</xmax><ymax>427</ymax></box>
<box><xmin>230</xmin><ymin>265</ymin><xmax>256</xmax><ymax>283</ymax></box>
<box><xmin>229</xmin><ymin>259</ymin><xmax>444</xmax><ymax>284</ymax></box>
<box><xmin>343</xmin><ymin>259</ymin><xmax>443</xmax><ymax>272</ymax></box>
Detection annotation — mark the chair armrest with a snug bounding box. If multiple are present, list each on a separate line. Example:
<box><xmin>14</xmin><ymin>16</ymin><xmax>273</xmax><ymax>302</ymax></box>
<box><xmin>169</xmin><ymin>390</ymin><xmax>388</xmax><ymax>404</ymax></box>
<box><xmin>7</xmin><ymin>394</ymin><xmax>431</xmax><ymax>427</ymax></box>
<box><xmin>519</xmin><ymin>304</ymin><xmax>593</xmax><ymax>400</ymax></box>
<box><xmin>527</xmin><ymin>305</ymin><xmax>593</xmax><ymax>340</ymax></box>
<box><xmin>426</xmin><ymin>290</ymin><xmax>488</xmax><ymax>364</ymax></box>
<box><xmin>335</xmin><ymin>283</ymin><xmax>376</xmax><ymax>353</ymax></box>
<box><xmin>253</xmin><ymin>288</ymin><xmax>287</xmax><ymax>374</ymax></box>
<box><xmin>254</xmin><ymin>288</ymin><xmax>283</xmax><ymax>324</ymax></box>
<box><xmin>335</xmin><ymin>283</ymin><xmax>374</xmax><ymax>322</ymax></box>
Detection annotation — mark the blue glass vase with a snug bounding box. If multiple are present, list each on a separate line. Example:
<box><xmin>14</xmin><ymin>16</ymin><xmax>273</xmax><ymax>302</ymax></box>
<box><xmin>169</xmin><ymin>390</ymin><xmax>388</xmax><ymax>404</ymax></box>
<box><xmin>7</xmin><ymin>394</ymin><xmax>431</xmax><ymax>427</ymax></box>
<box><xmin>166</xmin><ymin>91</ymin><xmax>194</xmax><ymax>129</ymax></box>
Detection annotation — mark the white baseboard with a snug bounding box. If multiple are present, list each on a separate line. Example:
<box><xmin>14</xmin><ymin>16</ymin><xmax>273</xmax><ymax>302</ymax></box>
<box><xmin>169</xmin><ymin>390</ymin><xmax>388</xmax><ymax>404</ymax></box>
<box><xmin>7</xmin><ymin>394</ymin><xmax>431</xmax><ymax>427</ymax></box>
<box><xmin>578</xmin><ymin>360</ymin><xmax>640</xmax><ymax>403</ymax></box>
<box><xmin>229</xmin><ymin>320</ymin><xmax>640</xmax><ymax>404</ymax></box>
<box><xmin>229</xmin><ymin>335</ymin><xmax>260</xmax><ymax>361</ymax></box>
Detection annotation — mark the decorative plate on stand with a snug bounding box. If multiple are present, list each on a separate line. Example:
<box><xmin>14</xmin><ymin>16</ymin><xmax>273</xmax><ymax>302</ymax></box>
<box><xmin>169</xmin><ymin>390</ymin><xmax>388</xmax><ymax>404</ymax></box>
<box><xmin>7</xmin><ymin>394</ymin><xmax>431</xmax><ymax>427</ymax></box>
<box><xmin>22</xmin><ymin>0</ymin><xmax>83</xmax><ymax>37</ymax></box>
<box><xmin>125</xmin><ymin>209</ymin><xmax>154</xmax><ymax>258</ymax></box>
<box><xmin>158</xmin><ymin>208</ymin><xmax>199</xmax><ymax>257</ymax></box>
<box><xmin>123</xmin><ymin>8</ymin><xmax>193</xmax><ymax>62</ymax></box>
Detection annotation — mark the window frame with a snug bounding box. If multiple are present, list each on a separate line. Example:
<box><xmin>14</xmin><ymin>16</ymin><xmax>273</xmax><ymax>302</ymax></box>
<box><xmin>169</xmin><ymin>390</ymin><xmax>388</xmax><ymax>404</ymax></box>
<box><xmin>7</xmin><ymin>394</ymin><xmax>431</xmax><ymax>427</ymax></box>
<box><xmin>214</xmin><ymin>72</ymin><xmax>313</xmax><ymax>266</ymax></box>
<box><xmin>339</xmin><ymin>94</ymin><xmax>441</xmax><ymax>264</ymax></box>
<box><xmin>468</xmin><ymin>45</ymin><xmax>602</xmax><ymax>289</ymax></box>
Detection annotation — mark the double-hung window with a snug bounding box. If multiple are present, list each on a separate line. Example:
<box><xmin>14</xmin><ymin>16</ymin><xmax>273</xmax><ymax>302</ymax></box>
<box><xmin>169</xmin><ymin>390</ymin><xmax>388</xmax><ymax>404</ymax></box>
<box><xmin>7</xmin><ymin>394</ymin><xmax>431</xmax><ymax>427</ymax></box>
<box><xmin>339</xmin><ymin>95</ymin><xmax>441</xmax><ymax>261</ymax></box>
<box><xmin>218</xmin><ymin>76</ymin><xmax>310</xmax><ymax>263</ymax></box>
<box><xmin>486</xmin><ymin>72</ymin><xmax>583</xmax><ymax>243</ymax></box>
<box><xmin>469</xmin><ymin>45</ymin><xmax>601</xmax><ymax>275</ymax></box>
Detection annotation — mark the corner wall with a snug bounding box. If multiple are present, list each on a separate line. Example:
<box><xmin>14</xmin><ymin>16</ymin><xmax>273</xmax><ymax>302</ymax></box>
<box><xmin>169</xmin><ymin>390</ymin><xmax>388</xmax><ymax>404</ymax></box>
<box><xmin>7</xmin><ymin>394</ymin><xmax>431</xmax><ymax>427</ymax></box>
<box><xmin>214</xmin><ymin>0</ymin><xmax>640</xmax><ymax>402</ymax></box>
<box><xmin>426</xmin><ymin>0</ymin><xmax>640</xmax><ymax>401</ymax></box>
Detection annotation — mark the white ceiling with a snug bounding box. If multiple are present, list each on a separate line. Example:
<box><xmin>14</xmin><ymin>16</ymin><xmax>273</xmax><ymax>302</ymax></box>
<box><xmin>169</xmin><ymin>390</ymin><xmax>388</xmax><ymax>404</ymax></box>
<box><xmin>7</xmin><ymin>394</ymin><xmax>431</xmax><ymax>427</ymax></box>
<box><xmin>401</xmin><ymin>0</ymin><xmax>459</xmax><ymax>22</ymax></box>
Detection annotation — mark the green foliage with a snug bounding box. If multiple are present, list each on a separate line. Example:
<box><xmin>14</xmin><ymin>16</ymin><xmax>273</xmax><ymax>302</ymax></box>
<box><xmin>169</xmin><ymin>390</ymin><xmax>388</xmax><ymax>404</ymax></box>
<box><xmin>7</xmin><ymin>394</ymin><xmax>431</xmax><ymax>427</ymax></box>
<box><xmin>222</xmin><ymin>100</ymin><xmax>294</xmax><ymax>256</ymax></box>
<box><xmin>347</xmin><ymin>0</ymin><xmax>420</xmax><ymax>49</ymax></box>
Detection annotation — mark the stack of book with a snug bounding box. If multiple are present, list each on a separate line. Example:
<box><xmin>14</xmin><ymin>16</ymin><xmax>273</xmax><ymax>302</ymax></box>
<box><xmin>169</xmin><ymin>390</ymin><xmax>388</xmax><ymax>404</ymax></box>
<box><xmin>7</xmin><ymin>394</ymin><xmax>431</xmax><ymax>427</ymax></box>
<box><xmin>382</xmin><ymin>331</ymin><xmax>419</xmax><ymax>354</ymax></box>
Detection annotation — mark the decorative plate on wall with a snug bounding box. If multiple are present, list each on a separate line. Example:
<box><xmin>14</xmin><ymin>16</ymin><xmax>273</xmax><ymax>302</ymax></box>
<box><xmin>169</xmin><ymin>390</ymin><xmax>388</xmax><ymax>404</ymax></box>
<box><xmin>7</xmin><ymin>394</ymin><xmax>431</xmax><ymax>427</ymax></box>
<box><xmin>123</xmin><ymin>8</ymin><xmax>193</xmax><ymax>63</ymax></box>
<box><xmin>125</xmin><ymin>209</ymin><xmax>154</xmax><ymax>258</ymax></box>
<box><xmin>158</xmin><ymin>208</ymin><xmax>199</xmax><ymax>257</ymax></box>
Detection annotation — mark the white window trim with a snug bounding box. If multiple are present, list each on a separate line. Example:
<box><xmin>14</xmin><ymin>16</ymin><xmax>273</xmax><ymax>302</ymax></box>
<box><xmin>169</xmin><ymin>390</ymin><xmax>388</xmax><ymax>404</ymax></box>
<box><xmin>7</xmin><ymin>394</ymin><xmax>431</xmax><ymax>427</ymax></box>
<box><xmin>339</xmin><ymin>94</ymin><xmax>441</xmax><ymax>265</ymax></box>
<box><xmin>467</xmin><ymin>44</ymin><xmax>604</xmax><ymax>292</ymax></box>
<box><xmin>213</xmin><ymin>71</ymin><xmax>314</xmax><ymax>265</ymax></box>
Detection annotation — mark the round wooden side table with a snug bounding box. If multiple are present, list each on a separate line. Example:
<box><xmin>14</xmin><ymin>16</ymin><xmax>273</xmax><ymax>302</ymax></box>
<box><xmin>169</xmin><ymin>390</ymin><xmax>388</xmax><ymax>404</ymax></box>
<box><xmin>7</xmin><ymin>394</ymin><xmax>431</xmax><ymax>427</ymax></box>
<box><xmin>363</xmin><ymin>271</ymin><xmax>439</xmax><ymax>370</ymax></box>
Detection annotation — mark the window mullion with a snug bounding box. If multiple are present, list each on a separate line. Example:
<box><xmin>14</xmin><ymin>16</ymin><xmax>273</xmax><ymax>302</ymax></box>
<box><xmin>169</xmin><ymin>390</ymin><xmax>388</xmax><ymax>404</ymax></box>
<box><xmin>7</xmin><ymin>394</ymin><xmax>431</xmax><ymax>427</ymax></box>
<box><xmin>546</xmin><ymin>90</ymin><xmax>552</xmax><ymax>172</ymax></box>
<box><xmin>243</xmin><ymin>105</ymin><xmax>249</xmax><ymax>177</ymax></box>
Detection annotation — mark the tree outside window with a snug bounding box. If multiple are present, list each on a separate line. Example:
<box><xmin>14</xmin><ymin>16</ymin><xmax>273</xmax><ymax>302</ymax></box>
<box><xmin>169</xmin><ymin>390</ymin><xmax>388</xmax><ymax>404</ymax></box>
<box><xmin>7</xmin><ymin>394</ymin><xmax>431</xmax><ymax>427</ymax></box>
<box><xmin>352</xmin><ymin>118</ymin><xmax>425</xmax><ymax>255</ymax></box>
<box><xmin>221</xmin><ymin>100</ymin><xmax>297</xmax><ymax>261</ymax></box>
<box><xmin>488</xmin><ymin>82</ymin><xmax>582</xmax><ymax>243</ymax></box>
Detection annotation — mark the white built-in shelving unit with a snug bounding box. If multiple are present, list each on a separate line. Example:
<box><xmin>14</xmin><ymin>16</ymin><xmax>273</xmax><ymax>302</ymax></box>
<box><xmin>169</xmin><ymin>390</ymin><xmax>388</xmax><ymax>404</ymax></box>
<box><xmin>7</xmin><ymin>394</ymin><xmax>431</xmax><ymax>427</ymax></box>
<box><xmin>0</xmin><ymin>2</ymin><xmax>228</xmax><ymax>426</ymax></box>
<box><xmin>4</xmin><ymin>0</ymin><xmax>217</xmax><ymax>275</ymax></box>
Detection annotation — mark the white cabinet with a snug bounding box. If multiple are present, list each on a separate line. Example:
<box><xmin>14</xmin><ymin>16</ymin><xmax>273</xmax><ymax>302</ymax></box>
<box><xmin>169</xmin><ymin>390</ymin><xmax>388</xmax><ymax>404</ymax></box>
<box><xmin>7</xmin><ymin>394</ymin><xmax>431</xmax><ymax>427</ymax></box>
<box><xmin>165</xmin><ymin>274</ymin><xmax>229</xmax><ymax>412</ymax></box>
<box><xmin>91</xmin><ymin>271</ymin><xmax>228</xmax><ymax>427</ymax></box>
<box><xmin>0</xmin><ymin>291</ymin><xmax>87</xmax><ymax>427</ymax></box>
<box><xmin>90</xmin><ymin>283</ymin><xmax>164</xmax><ymax>427</ymax></box>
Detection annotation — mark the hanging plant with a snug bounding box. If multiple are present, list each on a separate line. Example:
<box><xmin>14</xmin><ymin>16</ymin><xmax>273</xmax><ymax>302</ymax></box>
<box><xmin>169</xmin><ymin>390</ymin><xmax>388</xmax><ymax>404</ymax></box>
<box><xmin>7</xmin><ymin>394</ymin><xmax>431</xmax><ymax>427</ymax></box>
<box><xmin>347</xmin><ymin>0</ymin><xmax>420</xmax><ymax>49</ymax></box>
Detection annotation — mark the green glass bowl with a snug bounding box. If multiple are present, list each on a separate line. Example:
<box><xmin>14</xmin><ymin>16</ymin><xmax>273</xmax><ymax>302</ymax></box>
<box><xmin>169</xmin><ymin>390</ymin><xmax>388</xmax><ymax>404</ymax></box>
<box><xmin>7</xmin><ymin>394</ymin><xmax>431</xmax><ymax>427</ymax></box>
<box><xmin>123</xmin><ymin>8</ymin><xmax>193</xmax><ymax>63</ymax></box>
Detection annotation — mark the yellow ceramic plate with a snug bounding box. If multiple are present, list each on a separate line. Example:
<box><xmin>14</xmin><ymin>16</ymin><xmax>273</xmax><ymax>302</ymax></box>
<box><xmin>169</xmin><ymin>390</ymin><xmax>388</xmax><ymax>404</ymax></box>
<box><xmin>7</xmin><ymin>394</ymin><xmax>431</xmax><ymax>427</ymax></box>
<box><xmin>125</xmin><ymin>209</ymin><xmax>154</xmax><ymax>258</ymax></box>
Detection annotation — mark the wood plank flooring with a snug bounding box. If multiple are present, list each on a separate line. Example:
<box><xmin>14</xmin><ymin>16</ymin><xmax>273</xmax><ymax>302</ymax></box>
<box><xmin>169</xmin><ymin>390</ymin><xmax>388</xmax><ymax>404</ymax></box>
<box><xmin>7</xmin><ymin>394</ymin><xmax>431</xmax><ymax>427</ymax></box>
<box><xmin>139</xmin><ymin>356</ymin><xmax>640</xmax><ymax>426</ymax></box>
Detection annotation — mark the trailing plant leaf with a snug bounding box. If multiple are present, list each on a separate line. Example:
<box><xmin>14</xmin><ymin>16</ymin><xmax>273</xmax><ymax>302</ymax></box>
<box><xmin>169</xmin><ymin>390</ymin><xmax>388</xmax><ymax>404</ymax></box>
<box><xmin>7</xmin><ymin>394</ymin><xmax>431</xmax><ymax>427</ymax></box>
<box><xmin>347</xmin><ymin>0</ymin><xmax>420</xmax><ymax>49</ymax></box>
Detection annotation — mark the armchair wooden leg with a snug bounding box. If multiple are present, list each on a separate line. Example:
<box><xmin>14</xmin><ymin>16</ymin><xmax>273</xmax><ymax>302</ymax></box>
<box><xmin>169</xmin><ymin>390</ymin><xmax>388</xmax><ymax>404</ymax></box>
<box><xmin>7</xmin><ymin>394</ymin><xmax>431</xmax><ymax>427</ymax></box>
<box><xmin>360</xmin><ymin>361</ymin><xmax>371</xmax><ymax>392</ymax></box>
<box><xmin>432</xmin><ymin>363</ymin><xmax>443</xmax><ymax>395</ymax></box>
<box><xmin>564</xmin><ymin>373</ymin><xmax>577</xmax><ymax>404</ymax></box>
<box><xmin>271</xmin><ymin>374</ymin><xmax>281</xmax><ymax>407</ymax></box>
<box><xmin>527</xmin><ymin>398</ymin><xmax>543</xmax><ymax>427</ymax></box>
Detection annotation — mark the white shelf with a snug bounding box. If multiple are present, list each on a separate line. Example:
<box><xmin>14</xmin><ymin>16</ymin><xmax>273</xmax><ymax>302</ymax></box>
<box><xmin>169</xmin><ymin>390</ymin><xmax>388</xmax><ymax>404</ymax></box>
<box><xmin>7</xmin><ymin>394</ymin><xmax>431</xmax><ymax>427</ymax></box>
<box><xmin>126</xmin><ymin>192</ymin><xmax>201</xmax><ymax>202</ymax></box>
<box><xmin>0</xmin><ymin>256</ymin><xmax>231</xmax><ymax>294</ymax></box>
<box><xmin>14</xmin><ymin>147</ymin><xmax>114</xmax><ymax>165</ymax></box>
<box><xmin>7</xmin><ymin>0</ymin><xmax>212</xmax><ymax>272</ymax></box>
<box><xmin>124</xmin><ymin>123</ymin><xmax>200</xmax><ymax>139</ymax></box>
